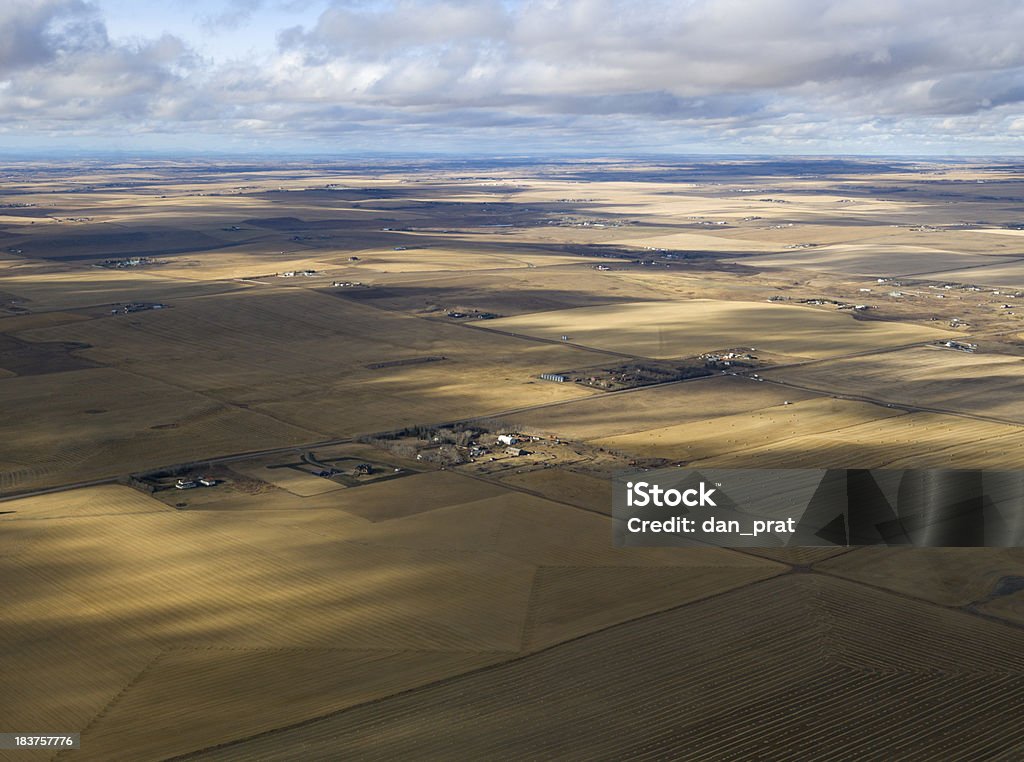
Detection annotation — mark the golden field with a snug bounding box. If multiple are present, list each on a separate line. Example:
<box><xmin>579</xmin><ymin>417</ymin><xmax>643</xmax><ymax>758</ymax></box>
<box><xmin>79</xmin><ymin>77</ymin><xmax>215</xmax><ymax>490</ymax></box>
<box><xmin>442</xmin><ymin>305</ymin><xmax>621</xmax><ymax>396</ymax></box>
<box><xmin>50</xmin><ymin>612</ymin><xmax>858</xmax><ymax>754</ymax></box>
<box><xmin>4</xmin><ymin>159</ymin><xmax>1024</xmax><ymax>760</ymax></box>
<box><xmin>592</xmin><ymin>398</ymin><xmax>905</xmax><ymax>462</ymax></box>
<box><xmin>486</xmin><ymin>299</ymin><xmax>953</xmax><ymax>360</ymax></box>
<box><xmin>765</xmin><ymin>345</ymin><xmax>1024</xmax><ymax>424</ymax></box>
<box><xmin>1</xmin><ymin>478</ymin><xmax>783</xmax><ymax>761</ymax></box>
<box><xmin>192</xmin><ymin>575</ymin><xmax>1024</xmax><ymax>762</ymax></box>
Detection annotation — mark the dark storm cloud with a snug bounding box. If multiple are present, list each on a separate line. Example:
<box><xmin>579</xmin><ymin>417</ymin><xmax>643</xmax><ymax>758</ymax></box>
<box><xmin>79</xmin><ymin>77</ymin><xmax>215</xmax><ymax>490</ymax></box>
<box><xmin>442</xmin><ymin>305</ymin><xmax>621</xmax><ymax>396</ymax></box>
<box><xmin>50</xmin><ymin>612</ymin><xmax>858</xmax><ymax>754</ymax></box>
<box><xmin>1</xmin><ymin>0</ymin><xmax>1022</xmax><ymax>151</ymax></box>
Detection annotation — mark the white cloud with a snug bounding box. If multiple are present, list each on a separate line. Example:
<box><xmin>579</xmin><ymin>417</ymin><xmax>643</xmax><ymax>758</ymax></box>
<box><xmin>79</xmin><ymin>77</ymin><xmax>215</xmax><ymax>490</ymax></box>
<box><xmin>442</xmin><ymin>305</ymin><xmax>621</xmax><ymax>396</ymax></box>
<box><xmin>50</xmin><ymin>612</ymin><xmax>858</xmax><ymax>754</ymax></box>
<box><xmin>1</xmin><ymin>0</ymin><xmax>1022</xmax><ymax>152</ymax></box>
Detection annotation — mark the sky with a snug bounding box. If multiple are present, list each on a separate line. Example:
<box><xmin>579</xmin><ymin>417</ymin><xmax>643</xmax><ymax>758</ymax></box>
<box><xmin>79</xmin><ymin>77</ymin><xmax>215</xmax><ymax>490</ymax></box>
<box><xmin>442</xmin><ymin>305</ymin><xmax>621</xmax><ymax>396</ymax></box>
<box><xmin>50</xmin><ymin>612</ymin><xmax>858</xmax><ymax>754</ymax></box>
<box><xmin>0</xmin><ymin>0</ymin><xmax>1022</xmax><ymax>156</ymax></box>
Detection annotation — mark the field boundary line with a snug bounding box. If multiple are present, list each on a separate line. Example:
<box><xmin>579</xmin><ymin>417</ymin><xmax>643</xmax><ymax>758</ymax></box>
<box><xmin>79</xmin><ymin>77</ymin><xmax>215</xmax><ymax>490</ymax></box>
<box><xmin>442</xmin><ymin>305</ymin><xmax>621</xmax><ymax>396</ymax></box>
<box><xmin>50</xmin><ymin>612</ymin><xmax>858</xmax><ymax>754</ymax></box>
<box><xmin>516</xmin><ymin>567</ymin><xmax>543</xmax><ymax>652</ymax></box>
<box><xmin>757</xmin><ymin>375</ymin><xmax>1024</xmax><ymax>429</ymax></box>
<box><xmin>813</xmin><ymin>567</ymin><xmax>1024</xmax><ymax>635</ymax></box>
<box><xmin>162</xmin><ymin>571</ymin><xmax>793</xmax><ymax>762</ymax></box>
<box><xmin>65</xmin><ymin>649</ymin><xmax>169</xmax><ymax>755</ymax></box>
<box><xmin>166</xmin><ymin>566</ymin><xmax>1024</xmax><ymax>761</ymax></box>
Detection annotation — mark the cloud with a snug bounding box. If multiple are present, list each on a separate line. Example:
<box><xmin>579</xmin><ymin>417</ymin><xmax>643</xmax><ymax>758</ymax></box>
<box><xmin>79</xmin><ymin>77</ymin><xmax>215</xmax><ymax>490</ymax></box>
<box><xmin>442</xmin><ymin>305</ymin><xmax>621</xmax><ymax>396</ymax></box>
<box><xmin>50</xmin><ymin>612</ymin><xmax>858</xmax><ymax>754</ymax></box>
<box><xmin>0</xmin><ymin>0</ymin><xmax>93</xmax><ymax>74</ymax></box>
<box><xmin>275</xmin><ymin>0</ymin><xmax>1024</xmax><ymax>107</ymax></box>
<box><xmin>199</xmin><ymin>0</ymin><xmax>266</xmax><ymax>32</ymax></box>
<box><xmin>1</xmin><ymin>0</ymin><xmax>1022</xmax><ymax>152</ymax></box>
<box><xmin>0</xmin><ymin>1</ymin><xmax>196</xmax><ymax>127</ymax></box>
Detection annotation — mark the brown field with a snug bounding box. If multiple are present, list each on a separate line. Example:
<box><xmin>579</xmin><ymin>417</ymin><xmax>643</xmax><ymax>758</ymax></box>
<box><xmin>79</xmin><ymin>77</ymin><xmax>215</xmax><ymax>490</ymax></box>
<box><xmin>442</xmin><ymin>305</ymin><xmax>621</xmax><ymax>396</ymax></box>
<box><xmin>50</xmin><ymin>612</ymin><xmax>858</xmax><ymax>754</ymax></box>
<box><xmin>5</xmin><ymin>159</ymin><xmax>1024</xmax><ymax>760</ymax></box>
<box><xmin>818</xmin><ymin>547</ymin><xmax>1024</xmax><ymax>608</ymax></box>
<box><xmin>495</xmin><ymin>467</ymin><xmax>611</xmax><ymax>513</ymax></box>
<box><xmin>592</xmin><ymin>398</ymin><xmax>905</xmax><ymax>461</ymax></box>
<box><xmin>336</xmin><ymin>247</ymin><xmax>600</xmax><ymax>273</ymax></box>
<box><xmin>694</xmin><ymin>411</ymin><xmax>1024</xmax><ymax>469</ymax></box>
<box><xmin>1</xmin><ymin>288</ymin><xmax>609</xmax><ymax>491</ymax></box>
<box><xmin>1</xmin><ymin>477</ymin><xmax>782</xmax><ymax>760</ymax></box>
<box><xmin>486</xmin><ymin>299</ymin><xmax>953</xmax><ymax>360</ymax></box>
<box><xmin>730</xmin><ymin>243</ymin><xmax>1010</xmax><ymax>277</ymax></box>
<box><xmin>0</xmin><ymin>270</ymin><xmax>248</xmax><ymax>310</ymax></box>
<box><xmin>765</xmin><ymin>345</ymin><xmax>1024</xmax><ymax>424</ymax></box>
<box><xmin>190</xmin><ymin>575</ymin><xmax>1024</xmax><ymax>762</ymax></box>
<box><xmin>330</xmin><ymin>265</ymin><xmax>660</xmax><ymax>317</ymax></box>
<box><xmin>226</xmin><ymin>456</ymin><xmax>349</xmax><ymax>497</ymax></box>
<box><xmin>922</xmin><ymin>258</ymin><xmax>1024</xmax><ymax>288</ymax></box>
<box><xmin>0</xmin><ymin>368</ymin><xmax>320</xmax><ymax>493</ymax></box>
<box><xmin>977</xmin><ymin>589</ymin><xmax>1024</xmax><ymax>626</ymax></box>
<box><xmin>609</xmin><ymin>229</ymin><xmax>786</xmax><ymax>252</ymax></box>
<box><xmin>501</xmin><ymin>374</ymin><xmax>820</xmax><ymax>439</ymax></box>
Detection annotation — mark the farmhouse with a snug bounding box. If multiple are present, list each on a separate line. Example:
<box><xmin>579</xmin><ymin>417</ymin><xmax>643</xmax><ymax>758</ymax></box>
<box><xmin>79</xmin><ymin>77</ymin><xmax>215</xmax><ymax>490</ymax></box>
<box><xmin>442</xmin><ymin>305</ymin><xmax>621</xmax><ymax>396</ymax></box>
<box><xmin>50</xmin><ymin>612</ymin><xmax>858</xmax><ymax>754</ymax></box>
<box><xmin>939</xmin><ymin>340</ymin><xmax>977</xmax><ymax>352</ymax></box>
<box><xmin>112</xmin><ymin>302</ymin><xmax>166</xmax><ymax>315</ymax></box>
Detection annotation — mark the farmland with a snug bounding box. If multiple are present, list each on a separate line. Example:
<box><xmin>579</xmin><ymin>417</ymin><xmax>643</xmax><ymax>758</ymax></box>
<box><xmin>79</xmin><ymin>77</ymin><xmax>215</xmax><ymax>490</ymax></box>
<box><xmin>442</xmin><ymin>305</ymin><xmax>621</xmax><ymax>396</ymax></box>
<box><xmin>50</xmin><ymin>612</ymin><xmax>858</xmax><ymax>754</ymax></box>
<box><xmin>503</xmin><ymin>374</ymin><xmax>819</xmax><ymax>439</ymax></box>
<box><xmin>193</xmin><ymin>576</ymin><xmax>1024</xmax><ymax>762</ymax></box>
<box><xmin>693</xmin><ymin>412</ymin><xmax>1024</xmax><ymax>470</ymax></box>
<box><xmin>4</xmin><ymin>157</ymin><xmax>1024</xmax><ymax>759</ymax></box>
<box><xmin>1</xmin><ymin>479</ymin><xmax>783</xmax><ymax>761</ymax></box>
<box><xmin>764</xmin><ymin>345</ymin><xmax>1024</xmax><ymax>424</ymax></box>
<box><xmin>592</xmin><ymin>398</ymin><xmax>905</xmax><ymax>462</ymax></box>
<box><xmin>486</xmin><ymin>299</ymin><xmax>953</xmax><ymax>360</ymax></box>
<box><xmin>726</xmin><ymin>242</ymin><xmax>1016</xmax><ymax>278</ymax></box>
